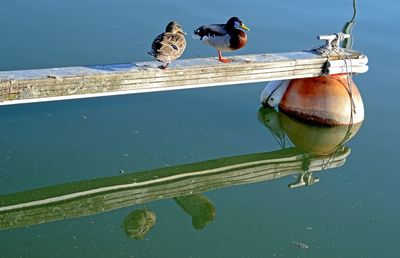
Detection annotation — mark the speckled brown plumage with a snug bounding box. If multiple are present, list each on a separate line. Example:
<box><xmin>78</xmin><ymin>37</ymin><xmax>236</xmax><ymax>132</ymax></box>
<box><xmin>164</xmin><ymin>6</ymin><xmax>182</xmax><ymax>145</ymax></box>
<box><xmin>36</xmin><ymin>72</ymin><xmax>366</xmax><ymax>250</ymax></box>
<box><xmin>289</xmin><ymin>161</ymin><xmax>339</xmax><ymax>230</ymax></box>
<box><xmin>148</xmin><ymin>21</ymin><xmax>186</xmax><ymax>69</ymax></box>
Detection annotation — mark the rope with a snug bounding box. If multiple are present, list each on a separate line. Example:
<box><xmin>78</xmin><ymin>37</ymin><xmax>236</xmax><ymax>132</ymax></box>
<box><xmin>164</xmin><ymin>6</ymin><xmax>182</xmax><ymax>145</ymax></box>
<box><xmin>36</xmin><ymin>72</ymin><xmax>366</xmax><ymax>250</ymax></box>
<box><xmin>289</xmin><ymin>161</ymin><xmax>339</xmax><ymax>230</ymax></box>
<box><xmin>322</xmin><ymin>0</ymin><xmax>359</xmax><ymax>168</ymax></box>
<box><xmin>322</xmin><ymin>48</ymin><xmax>356</xmax><ymax>170</ymax></box>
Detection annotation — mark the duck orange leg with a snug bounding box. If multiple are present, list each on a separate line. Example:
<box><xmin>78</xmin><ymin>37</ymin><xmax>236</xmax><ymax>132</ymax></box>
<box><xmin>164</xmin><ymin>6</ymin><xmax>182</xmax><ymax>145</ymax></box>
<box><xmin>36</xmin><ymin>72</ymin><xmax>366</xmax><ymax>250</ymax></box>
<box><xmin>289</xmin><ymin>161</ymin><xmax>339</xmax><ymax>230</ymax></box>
<box><xmin>218</xmin><ymin>50</ymin><xmax>231</xmax><ymax>63</ymax></box>
<box><xmin>159</xmin><ymin>63</ymin><xmax>169</xmax><ymax>69</ymax></box>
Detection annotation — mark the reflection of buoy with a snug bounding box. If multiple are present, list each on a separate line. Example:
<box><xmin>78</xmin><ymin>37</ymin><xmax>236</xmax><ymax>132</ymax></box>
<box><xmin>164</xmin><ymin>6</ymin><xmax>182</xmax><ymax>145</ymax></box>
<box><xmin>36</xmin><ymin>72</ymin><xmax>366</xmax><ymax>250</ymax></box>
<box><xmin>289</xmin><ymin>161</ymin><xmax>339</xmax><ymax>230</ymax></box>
<box><xmin>123</xmin><ymin>209</ymin><xmax>156</xmax><ymax>240</ymax></box>
<box><xmin>279</xmin><ymin>75</ymin><xmax>364</xmax><ymax>126</ymax></box>
<box><xmin>257</xmin><ymin>107</ymin><xmax>286</xmax><ymax>148</ymax></box>
<box><xmin>279</xmin><ymin>112</ymin><xmax>362</xmax><ymax>155</ymax></box>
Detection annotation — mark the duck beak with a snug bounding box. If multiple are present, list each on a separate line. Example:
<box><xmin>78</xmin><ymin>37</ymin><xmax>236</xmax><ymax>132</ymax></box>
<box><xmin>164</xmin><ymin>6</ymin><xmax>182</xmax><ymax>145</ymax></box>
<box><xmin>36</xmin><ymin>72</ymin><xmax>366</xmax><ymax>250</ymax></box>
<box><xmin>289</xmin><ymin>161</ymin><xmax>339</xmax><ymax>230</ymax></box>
<box><xmin>240</xmin><ymin>24</ymin><xmax>250</xmax><ymax>31</ymax></box>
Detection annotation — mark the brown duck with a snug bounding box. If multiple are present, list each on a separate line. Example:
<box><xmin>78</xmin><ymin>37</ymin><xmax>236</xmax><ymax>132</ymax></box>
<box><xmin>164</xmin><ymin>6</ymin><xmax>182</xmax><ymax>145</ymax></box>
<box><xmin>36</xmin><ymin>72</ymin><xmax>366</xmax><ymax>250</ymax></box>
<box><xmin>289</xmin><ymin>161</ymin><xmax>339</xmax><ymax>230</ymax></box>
<box><xmin>148</xmin><ymin>21</ymin><xmax>186</xmax><ymax>69</ymax></box>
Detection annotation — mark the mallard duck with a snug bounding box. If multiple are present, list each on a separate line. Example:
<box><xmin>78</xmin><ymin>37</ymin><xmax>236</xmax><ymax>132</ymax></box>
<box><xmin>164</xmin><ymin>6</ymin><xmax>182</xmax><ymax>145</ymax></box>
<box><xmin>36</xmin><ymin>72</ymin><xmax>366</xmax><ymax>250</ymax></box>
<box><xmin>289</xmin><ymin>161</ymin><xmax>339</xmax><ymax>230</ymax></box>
<box><xmin>194</xmin><ymin>17</ymin><xmax>250</xmax><ymax>63</ymax></box>
<box><xmin>148</xmin><ymin>21</ymin><xmax>186</xmax><ymax>69</ymax></box>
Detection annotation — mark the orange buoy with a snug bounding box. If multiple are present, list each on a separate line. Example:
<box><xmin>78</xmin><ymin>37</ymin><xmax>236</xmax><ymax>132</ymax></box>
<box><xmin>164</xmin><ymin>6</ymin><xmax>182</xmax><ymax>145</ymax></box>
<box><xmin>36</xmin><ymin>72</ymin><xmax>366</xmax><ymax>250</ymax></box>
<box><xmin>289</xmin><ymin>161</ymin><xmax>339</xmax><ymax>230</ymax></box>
<box><xmin>278</xmin><ymin>74</ymin><xmax>364</xmax><ymax>126</ymax></box>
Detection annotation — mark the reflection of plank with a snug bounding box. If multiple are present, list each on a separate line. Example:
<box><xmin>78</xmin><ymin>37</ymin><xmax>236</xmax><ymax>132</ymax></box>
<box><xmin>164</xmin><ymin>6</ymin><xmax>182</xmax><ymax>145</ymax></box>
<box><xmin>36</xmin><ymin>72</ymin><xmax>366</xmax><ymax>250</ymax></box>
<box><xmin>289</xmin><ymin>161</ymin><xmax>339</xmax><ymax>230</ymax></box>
<box><xmin>0</xmin><ymin>147</ymin><xmax>350</xmax><ymax>230</ymax></box>
<box><xmin>0</xmin><ymin>50</ymin><xmax>367</xmax><ymax>105</ymax></box>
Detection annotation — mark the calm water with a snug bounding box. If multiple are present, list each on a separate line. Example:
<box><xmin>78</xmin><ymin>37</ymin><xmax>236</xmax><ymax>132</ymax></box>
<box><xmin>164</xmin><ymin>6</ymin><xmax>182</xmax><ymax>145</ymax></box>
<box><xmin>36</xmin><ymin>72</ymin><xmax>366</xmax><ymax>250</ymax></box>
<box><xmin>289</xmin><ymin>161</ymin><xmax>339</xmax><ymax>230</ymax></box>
<box><xmin>1</xmin><ymin>0</ymin><xmax>400</xmax><ymax>257</ymax></box>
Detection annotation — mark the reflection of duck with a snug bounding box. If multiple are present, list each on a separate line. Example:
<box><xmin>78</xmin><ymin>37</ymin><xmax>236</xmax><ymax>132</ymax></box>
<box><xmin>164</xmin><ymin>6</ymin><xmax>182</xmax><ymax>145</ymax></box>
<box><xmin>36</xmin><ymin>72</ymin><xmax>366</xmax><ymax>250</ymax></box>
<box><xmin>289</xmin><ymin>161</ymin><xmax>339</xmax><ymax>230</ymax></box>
<box><xmin>123</xmin><ymin>209</ymin><xmax>156</xmax><ymax>240</ymax></box>
<box><xmin>194</xmin><ymin>17</ymin><xmax>250</xmax><ymax>63</ymax></box>
<box><xmin>174</xmin><ymin>194</ymin><xmax>216</xmax><ymax>230</ymax></box>
<box><xmin>148</xmin><ymin>21</ymin><xmax>186</xmax><ymax>69</ymax></box>
<box><xmin>122</xmin><ymin>194</ymin><xmax>215</xmax><ymax>240</ymax></box>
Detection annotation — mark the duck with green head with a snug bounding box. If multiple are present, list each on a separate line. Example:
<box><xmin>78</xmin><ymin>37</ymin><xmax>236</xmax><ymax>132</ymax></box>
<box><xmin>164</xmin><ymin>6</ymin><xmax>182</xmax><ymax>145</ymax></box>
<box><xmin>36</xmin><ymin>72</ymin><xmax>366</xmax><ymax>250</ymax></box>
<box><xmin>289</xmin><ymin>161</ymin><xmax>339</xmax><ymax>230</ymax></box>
<box><xmin>194</xmin><ymin>17</ymin><xmax>250</xmax><ymax>63</ymax></box>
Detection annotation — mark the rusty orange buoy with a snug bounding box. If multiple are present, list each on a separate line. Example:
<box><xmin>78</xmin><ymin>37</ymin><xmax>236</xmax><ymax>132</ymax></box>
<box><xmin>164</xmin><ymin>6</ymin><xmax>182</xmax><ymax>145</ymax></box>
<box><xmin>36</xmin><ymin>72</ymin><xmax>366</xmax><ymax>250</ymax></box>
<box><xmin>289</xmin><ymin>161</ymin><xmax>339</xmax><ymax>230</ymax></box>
<box><xmin>278</xmin><ymin>74</ymin><xmax>364</xmax><ymax>126</ymax></box>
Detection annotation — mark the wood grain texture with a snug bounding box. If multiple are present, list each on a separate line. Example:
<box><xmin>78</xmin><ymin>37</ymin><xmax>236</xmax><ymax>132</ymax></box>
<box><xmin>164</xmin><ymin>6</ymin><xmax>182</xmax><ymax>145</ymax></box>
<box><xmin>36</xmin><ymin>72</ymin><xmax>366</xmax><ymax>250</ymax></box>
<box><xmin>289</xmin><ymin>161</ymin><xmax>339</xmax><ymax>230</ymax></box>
<box><xmin>0</xmin><ymin>51</ymin><xmax>368</xmax><ymax>105</ymax></box>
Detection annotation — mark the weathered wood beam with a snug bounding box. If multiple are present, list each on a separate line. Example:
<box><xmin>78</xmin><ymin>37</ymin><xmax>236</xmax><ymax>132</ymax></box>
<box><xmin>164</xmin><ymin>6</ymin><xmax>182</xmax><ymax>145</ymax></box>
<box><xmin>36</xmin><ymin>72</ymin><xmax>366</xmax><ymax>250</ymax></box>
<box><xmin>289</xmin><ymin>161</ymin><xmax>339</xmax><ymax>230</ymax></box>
<box><xmin>0</xmin><ymin>50</ymin><xmax>368</xmax><ymax>105</ymax></box>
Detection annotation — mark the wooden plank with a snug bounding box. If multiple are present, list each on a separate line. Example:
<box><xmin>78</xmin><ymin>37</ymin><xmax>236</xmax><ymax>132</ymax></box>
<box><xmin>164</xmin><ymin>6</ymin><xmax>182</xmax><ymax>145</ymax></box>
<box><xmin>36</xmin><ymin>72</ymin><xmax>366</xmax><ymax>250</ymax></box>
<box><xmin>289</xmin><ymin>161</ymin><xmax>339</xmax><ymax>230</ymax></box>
<box><xmin>0</xmin><ymin>51</ymin><xmax>368</xmax><ymax>105</ymax></box>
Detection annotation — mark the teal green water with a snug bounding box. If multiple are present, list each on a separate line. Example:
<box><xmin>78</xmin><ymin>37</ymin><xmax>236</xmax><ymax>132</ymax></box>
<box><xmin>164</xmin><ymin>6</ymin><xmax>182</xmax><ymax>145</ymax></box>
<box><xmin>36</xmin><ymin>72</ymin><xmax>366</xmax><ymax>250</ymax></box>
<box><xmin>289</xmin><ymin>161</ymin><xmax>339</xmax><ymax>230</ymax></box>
<box><xmin>1</xmin><ymin>0</ymin><xmax>400</xmax><ymax>257</ymax></box>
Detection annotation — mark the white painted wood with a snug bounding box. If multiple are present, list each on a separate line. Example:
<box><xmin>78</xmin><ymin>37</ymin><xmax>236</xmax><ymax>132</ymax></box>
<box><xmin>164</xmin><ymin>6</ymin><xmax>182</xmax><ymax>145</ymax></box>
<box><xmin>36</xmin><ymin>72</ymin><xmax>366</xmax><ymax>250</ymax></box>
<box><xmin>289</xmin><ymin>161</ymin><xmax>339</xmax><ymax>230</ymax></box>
<box><xmin>0</xmin><ymin>51</ymin><xmax>368</xmax><ymax>105</ymax></box>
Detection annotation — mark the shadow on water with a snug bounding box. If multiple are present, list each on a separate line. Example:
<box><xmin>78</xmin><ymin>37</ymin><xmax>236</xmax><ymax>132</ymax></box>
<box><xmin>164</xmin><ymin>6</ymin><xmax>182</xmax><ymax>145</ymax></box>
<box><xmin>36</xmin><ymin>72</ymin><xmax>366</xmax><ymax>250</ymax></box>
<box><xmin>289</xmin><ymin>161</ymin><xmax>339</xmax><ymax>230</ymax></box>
<box><xmin>0</xmin><ymin>105</ymin><xmax>362</xmax><ymax>240</ymax></box>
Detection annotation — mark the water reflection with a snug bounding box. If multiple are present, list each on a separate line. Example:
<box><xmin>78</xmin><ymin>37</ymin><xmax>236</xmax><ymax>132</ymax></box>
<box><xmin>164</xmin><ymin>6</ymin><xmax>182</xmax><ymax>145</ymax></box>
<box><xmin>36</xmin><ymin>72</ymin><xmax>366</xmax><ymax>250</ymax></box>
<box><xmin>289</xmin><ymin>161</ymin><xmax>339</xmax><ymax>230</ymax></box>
<box><xmin>258</xmin><ymin>106</ymin><xmax>362</xmax><ymax>189</ymax></box>
<box><xmin>174</xmin><ymin>194</ymin><xmax>216</xmax><ymax>230</ymax></box>
<box><xmin>123</xmin><ymin>209</ymin><xmax>156</xmax><ymax>240</ymax></box>
<box><xmin>258</xmin><ymin>107</ymin><xmax>362</xmax><ymax>155</ymax></box>
<box><xmin>0</xmin><ymin>108</ymin><xmax>361</xmax><ymax>239</ymax></box>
